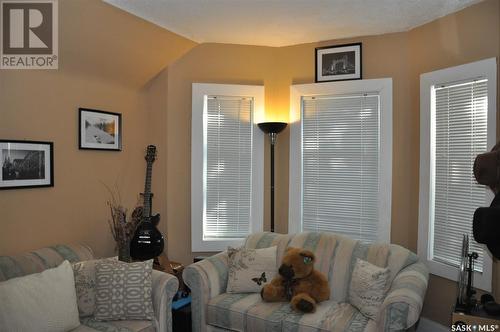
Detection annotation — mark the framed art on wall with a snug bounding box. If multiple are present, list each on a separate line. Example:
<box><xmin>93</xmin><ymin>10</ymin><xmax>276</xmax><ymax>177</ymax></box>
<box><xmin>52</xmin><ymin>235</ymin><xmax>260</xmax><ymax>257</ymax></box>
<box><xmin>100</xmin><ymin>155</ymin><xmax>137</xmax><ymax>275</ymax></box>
<box><xmin>79</xmin><ymin>108</ymin><xmax>122</xmax><ymax>151</ymax></box>
<box><xmin>315</xmin><ymin>43</ymin><xmax>362</xmax><ymax>82</ymax></box>
<box><xmin>0</xmin><ymin>140</ymin><xmax>54</xmax><ymax>190</ymax></box>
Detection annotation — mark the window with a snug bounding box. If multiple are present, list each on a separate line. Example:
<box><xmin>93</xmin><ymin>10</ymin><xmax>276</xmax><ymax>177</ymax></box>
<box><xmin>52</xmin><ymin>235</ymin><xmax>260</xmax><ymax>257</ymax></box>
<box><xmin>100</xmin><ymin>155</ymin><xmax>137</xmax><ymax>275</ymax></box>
<box><xmin>418</xmin><ymin>58</ymin><xmax>497</xmax><ymax>291</ymax></box>
<box><xmin>191</xmin><ymin>83</ymin><xmax>264</xmax><ymax>251</ymax></box>
<box><xmin>289</xmin><ymin>78</ymin><xmax>393</xmax><ymax>243</ymax></box>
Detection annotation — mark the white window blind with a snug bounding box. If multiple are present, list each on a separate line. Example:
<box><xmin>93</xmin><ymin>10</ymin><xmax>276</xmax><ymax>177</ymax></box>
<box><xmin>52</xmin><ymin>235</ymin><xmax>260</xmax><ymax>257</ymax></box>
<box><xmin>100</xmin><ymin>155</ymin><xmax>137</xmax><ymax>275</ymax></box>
<box><xmin>301</xmin><ymin>93</ymin><xmax>381</xmax><ymax>242</ymax></box>
<box><xmin>432</xmin><ymin>79</ymin><xmax>488</xmax><ymax>271</ymax></box>
<box><xmin>204</xmin><ymin>96</ymin><xmax>253</xmax><ymax>239</ymax></box>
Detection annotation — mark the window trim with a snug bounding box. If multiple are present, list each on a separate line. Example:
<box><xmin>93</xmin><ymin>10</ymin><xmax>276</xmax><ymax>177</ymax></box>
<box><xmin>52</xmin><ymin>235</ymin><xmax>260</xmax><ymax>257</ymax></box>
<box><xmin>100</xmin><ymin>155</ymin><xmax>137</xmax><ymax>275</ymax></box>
<box><xmin>191</xmin><ymin>83</ymin><xmax>264</xmax><ymax>252</ymax></box>
<box><xmin>289</xmin><ymin>78</ymin><xmax>393</xmax><ymax>243</ymax></box>
<box><xmin>418</xmin><ymin>58</ymin><xmax>497</xmax><ymax>291</ymax></box>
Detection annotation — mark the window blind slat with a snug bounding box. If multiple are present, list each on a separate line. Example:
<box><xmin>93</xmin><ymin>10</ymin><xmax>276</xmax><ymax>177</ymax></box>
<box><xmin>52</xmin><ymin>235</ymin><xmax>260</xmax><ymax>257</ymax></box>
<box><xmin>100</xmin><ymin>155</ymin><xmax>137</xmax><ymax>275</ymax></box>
<box><xmin>204</xmin><ymin>96</ymin><xmax>253</xmax><ymax>239</ymax></box>
<box><xmin>301</xmin><ymin>94</ymin><xmax>381</xmax><ymax>243</ymax></box>
<box><xmin>433</xmin><ymin>80</ymin><xmax>488</xmax><ymax>271</ymax></box>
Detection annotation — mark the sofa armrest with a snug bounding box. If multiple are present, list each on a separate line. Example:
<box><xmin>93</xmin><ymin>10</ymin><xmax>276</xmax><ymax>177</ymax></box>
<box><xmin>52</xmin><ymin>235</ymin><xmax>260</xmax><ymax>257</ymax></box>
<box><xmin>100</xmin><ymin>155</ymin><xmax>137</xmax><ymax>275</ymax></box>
<box><xmin>376</xmin><ymin>261</ymin><xmax>429</xmax><ymax>332</ymax></box>
<box><xmin>152</xmin><ymin>270</ymin><xmax>179</xmax><ymax>332</ymax></box>
<box><xmin>182</xmin><ymin>252</ymin><xmax>229</xmax><ymax>332</ymax></box>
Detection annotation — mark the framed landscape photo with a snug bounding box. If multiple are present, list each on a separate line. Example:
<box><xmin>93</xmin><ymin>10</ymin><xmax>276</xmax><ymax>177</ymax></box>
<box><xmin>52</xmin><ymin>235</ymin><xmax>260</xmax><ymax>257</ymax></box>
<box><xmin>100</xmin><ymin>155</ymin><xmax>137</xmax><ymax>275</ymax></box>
<box><xmin>0</xmin><ymin>140</ymin><xmax>54</xmax><ymax>190</ymax></box>
<box><xmin>79</xmin><ymin>108</ymin><xmax>122</xmax><ymax>151</ymax></box>
<box><xmin>315</xmin><ymin>43</ymin><xmax>362</xmax><ymax>82</ymax></box>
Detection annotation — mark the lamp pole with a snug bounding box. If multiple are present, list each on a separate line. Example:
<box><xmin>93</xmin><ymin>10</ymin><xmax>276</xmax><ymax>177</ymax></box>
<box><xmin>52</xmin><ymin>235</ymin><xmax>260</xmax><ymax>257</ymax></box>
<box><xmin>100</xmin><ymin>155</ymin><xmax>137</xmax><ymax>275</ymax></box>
<box><xmin>258</xmin><ymin>122</ymin><xmax>287</xmax><ymax>232</ymax></box>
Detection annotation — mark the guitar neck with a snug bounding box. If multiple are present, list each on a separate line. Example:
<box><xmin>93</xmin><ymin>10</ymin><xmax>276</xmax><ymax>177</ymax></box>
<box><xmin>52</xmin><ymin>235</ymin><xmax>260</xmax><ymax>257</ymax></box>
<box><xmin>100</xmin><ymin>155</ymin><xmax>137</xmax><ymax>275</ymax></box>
<box><xmin>143</xmin><ymin>162</ymin><xmax>153</xmax><ymax>218</ymax></box>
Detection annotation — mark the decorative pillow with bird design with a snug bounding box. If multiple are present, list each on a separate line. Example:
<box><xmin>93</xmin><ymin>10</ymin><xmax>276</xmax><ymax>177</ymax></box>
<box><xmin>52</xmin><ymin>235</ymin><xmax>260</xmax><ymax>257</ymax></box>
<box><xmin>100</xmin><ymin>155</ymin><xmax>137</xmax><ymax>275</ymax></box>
<box><xmin>226</xmin><ymin>246</ymin><xmax>278</xmax><ymax>293</ymax></box>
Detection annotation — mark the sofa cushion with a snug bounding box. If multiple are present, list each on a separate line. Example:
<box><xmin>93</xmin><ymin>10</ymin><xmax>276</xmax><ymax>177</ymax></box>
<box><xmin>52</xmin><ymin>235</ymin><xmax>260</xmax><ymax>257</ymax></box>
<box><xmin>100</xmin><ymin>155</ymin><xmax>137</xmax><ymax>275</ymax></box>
<box><xmin>283</xmin><ymin>301</ymin><xmax>376</xmax><ymax>332</ymax></box>
<box><xmin>95</xmin><ymin>259</ymin><xmax>154</xmax><ymax>321</ymax></box>
<box><xmin>79</xmin><ymin>317</ymin><xmax>156</xmax><ymax>332</ymax></box>
<box><xmin>0</xmin><ymin>260</ymin><xmax>80</xmax><ymax>332</ymax></box>
<box><xmin>207</xmin><ymin>293</ymin><xmax>293</xmax><ymax>331</ymax></box>
<box><xmin>0</xmin><ymin>244</ymin><xmax>94</xmax><ymax>281</ymax></box>
<box><xmin>244</xmin><ymin>232</ymin><xmax>293</xmax><ymax>264</ymax></box>
<box><xmin>207</xmin><ymin>293</ymin><xmax>376</xmax><ymax>332</ymax></box>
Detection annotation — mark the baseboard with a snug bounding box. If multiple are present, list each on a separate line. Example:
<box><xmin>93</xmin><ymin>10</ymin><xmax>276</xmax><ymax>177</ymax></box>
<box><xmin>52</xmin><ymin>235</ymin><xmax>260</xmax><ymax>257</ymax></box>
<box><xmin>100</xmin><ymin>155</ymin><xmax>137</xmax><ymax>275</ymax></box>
<box><xmin>417</xmin><ymin>317</ymin><xmax>448</xmax><ymax>332</ymax></box>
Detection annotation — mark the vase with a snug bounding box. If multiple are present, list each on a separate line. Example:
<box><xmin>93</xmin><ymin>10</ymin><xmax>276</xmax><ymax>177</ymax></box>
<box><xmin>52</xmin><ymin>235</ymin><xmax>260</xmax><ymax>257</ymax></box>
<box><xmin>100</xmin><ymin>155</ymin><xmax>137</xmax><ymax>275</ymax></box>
<box><xmin>118</xmin><ymin>241</ymin><xmax>131</xmax><ymax>262</ymax></box>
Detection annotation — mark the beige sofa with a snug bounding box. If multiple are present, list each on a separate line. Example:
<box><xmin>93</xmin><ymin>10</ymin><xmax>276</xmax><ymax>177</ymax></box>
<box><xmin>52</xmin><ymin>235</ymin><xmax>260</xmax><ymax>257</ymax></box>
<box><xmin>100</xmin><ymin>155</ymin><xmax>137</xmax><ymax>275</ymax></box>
<box><xmin>0</xmin><ymin>244</ymin><xmax>178</xmax><ymax>332</ymax></box>
<box><xmin>184</xmin><ymin>231</ymin><xmax>429</xmax><ymax>332</ymax></box>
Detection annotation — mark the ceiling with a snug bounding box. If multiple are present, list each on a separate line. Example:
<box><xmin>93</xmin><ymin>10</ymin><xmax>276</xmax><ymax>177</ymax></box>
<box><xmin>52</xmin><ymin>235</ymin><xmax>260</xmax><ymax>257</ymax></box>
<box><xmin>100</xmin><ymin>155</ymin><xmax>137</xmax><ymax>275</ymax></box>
<box><xmin>103</xmin><ymin>0</ymin><xmax>483</xmax><ymax>47</ymax></box>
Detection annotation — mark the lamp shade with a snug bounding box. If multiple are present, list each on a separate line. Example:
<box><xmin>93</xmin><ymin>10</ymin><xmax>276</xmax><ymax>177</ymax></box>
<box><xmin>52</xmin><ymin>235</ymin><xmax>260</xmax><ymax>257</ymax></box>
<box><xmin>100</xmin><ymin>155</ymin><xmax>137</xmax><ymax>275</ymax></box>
<box><xmin>258</xmin><ymin>122</ymin><xmax>287</xmax><ymax>134</ymax></box>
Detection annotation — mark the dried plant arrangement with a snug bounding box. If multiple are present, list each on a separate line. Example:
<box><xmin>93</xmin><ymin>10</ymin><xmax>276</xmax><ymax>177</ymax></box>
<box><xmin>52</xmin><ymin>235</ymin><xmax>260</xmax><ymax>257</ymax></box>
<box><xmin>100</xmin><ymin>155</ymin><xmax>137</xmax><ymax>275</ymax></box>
<box><xmin>104</xmin><ymin>183</ymin><xmax>141</xmax><ymax>262</ymax></box>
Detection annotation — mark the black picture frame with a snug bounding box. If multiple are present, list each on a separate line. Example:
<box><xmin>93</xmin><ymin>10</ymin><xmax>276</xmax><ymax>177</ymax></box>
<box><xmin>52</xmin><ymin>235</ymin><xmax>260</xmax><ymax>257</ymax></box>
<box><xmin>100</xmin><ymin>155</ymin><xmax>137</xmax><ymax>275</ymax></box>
<box><xmin>0</xmin><ymin>140</ymin><xmax>54</xmax><ymax>190</ymax></box>
<box><xmin>315</xmin><ymin>43</ymin><xmax>362</xmax><ymax>83</ymax></box>
<box><xmin>78</xmin><ymin>108</ymin><xmax>122</xmax><ymax>151</ymax></box>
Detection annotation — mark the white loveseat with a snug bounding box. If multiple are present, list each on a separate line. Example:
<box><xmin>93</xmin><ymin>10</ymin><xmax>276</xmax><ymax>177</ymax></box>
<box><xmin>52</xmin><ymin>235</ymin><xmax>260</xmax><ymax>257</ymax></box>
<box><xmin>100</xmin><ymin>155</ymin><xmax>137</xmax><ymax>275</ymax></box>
<box><xmin>183</xmin><ymin>231</ymin><xmax>428</xmax><ymax>332</ymax></box>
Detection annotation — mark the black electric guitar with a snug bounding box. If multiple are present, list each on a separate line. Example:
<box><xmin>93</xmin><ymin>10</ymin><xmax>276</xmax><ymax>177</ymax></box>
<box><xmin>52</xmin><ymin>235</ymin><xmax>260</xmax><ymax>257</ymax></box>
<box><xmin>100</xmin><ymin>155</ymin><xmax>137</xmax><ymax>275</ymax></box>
<box><xmin>130</xmin><ymin>145</ymin><xmax>165</xmax><ymax>260</ymax></box>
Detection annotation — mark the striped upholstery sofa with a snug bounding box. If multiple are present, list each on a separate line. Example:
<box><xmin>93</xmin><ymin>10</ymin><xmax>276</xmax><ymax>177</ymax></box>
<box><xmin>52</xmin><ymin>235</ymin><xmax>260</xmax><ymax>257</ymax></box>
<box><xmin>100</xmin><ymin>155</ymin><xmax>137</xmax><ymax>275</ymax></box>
<box><xmin>0</xmin><ymin>244</ymin><xmax>179</xmax><ymax>332</ymax></box>
<box><xmin>183</xmin><ymin>232</ymin><xmax>428</xmax><ymax>332</ymax></box>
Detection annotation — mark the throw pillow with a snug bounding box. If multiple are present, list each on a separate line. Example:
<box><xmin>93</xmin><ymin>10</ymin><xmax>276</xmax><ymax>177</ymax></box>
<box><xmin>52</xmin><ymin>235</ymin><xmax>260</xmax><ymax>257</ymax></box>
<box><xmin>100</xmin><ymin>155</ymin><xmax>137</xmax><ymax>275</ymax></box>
<box><xmin>94</xmin><ymin>259</ymin><xmax>154</xmax><ymax>321</ymax></box>
<box><xmin>227</xmin><ymin>246</ymin><xmax>277</xmax><ymax>293</ymax></box>
<box><xmin>0</xmin><ymin>260</ymin><xmax>80</xmax><ymax>332</ymax></box>
<box><xmin>348</xmin><ymin>258</ymin><xmax>390</xmax><ymax>320</ymax></box>
<box><xmin>72</xmin><ymin>258</ymin><xmax>116</xmax><ymax>317</ymax></box>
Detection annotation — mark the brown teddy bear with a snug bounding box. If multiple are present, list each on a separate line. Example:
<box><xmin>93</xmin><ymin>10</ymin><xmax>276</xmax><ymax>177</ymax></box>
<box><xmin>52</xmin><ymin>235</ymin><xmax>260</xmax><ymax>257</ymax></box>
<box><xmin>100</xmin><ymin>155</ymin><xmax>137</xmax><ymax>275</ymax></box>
<box><xmin>260</xmin><ymin>247</ymin><xmax>330</xmax><ymax>313</ymax></box>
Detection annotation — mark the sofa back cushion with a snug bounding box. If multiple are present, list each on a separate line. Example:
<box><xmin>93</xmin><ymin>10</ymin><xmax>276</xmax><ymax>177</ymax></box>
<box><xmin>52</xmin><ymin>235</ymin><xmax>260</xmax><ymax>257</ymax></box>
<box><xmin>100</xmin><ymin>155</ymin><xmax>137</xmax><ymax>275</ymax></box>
<box><xmin>244</xmin><ymin>232</ymin><xmax>418</xmax><ymax>302</ymax></box>
<box><xmin>0</xmin><ymin>244</ymin><xmax>95</xmax><ymax>281</ymax></box>
<box><xmin>244</xmin><ymin>232</ymin><xmax>293</xmax><ymax>264</ymax></box>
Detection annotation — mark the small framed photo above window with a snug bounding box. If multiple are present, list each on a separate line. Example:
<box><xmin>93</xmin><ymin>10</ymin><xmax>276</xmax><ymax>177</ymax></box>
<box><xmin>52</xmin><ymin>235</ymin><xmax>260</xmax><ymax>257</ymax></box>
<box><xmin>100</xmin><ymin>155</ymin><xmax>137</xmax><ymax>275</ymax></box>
<box><xmin>79</xmin><ymin>108</ymin><xmax>122</xmax><ymax>151</ymax></box>
<box><xmin>315</xmin><ymin>43</ymin><xmax>362</xmax><ymax>82</ymax></box>
<box><xmin>0</xmin><ymin>140</ymin><xmax>54</xmax><ymax>190</ymax></box>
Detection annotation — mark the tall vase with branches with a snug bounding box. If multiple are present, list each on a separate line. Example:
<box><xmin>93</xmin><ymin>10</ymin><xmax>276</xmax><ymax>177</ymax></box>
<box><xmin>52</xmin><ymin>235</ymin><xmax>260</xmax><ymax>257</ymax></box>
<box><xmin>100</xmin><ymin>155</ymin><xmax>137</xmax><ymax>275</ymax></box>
<box><xmin>105</xmin><ymin>185</ymin><xmax>141</xmax><ymax>262</ymax></box>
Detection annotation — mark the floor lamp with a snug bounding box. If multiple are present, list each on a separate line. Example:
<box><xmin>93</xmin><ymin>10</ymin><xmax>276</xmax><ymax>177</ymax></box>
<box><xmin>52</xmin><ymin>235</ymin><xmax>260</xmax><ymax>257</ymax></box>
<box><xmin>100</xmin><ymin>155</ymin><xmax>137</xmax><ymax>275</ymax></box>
<box><xmin>258</xmin><ymin>122</ymin><xmax>287</xmax><ymax>232</ymax></box>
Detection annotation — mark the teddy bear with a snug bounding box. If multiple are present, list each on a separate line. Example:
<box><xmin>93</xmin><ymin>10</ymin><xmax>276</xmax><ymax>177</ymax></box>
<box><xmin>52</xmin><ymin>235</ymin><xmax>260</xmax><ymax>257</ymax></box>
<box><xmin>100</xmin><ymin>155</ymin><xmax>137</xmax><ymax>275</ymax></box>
<box><xmin>260</xmin><ymin>247</ymin><xmax>330</xmax><ymax>313</ymax></box>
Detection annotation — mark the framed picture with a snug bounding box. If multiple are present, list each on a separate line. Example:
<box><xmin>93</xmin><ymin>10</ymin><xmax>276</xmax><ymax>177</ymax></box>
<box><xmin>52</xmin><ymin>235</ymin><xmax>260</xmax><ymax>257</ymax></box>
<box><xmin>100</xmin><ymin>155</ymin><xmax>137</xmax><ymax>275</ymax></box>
<box><xmin>315</xmin><ymin>43</ymin><xmax>362</xmax><ymax>82</ymax></box>
<box><xmin>0</xmin><ymin>140</ymin><xmax>54</xmax><ymax>190</ymax></box>
<box><xmin>79</xmin><ymin>108</ymin><xmax>122</xmax><ymax>151</ymax></box>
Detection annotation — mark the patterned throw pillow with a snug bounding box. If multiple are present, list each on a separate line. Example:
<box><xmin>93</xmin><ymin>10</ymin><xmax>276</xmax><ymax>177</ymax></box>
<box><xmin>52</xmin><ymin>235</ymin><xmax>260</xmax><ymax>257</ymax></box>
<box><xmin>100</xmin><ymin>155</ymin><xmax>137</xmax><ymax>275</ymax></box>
<box><xmin>348</xmin><ymin>258</ymin><xmax>390</xmax><ymax>320</ymax></box>
<box><xmin>72</xmin><ymin>259</ymin><xmax>98</xmax><ymax>317</ymax></box>
<box><xmin>94</xmin><ymin>259</ymin><xmax>154</xmax><ymax>321</ymax></box>
<box><xmin>226</xmin><ymin>246</ymin><xmax>277</xmax><ymax>293</ymax></box>
<box><xmin>72</xmin><ymin>257</ymin><xmax>118</xmax><ymax>317</ymax></box>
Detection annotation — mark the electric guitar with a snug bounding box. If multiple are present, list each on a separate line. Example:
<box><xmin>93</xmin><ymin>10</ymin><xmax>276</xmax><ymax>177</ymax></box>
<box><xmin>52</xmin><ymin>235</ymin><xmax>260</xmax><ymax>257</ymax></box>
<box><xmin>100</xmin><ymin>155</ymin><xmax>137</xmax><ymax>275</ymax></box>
<box><xmin>130</xmin><ymin>145</ymin><xmax>164</xmax><ymax>260</ymax></box>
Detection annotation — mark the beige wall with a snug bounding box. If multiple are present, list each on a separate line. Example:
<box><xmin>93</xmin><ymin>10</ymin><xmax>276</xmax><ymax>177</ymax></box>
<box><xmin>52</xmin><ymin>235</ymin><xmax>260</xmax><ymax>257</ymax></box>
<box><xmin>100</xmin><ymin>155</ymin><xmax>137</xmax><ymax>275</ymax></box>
<box><xmin>0</xmin><ymin>0</ymin><xmax>196</xmax><ymax>258</ymax></box>
<box><xmin>162</xmin><ymin>34</ymin><xmax>411</xmax><ymax>264</ymax></box>
<box><xmin>164</xmin><ymin>44</ymin><xmax>278</xmax><ymax>262</ymax></box>
<box><xmin>142</xmin><ymin>69</ymin><xmax>170</xmax><ymax>255</ymax></box>
<box><xmin>274</xmin><ymin>33</ymin><xmax>414</xmax><ymax>248</ymax></box>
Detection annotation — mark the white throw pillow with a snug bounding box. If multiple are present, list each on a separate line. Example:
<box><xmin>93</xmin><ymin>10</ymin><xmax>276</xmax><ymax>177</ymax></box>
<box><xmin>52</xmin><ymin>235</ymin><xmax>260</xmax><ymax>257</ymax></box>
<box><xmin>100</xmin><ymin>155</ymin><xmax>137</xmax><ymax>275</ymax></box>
<box><xmin>226</xmin><ymin>246</ymin><xmax>277</xmax><ymax>293</ymax></box>
<box><xmin>0</xmin><ymin>260</ymin><xmax>80</xmax><ymax>332</ymax></box>
<box><xmin>348</xmin><ymin>258</ymin><xmax>391</xmax><ymax>320</ymax></box>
